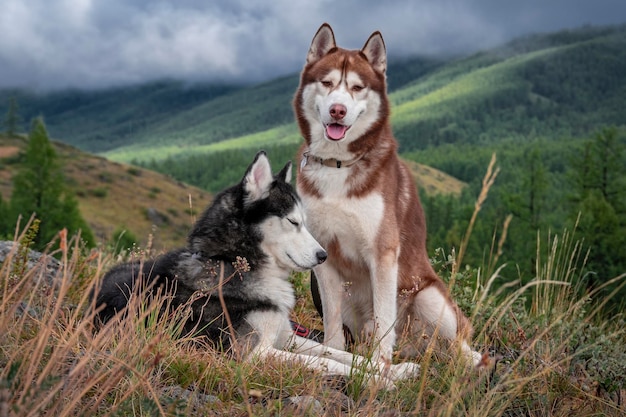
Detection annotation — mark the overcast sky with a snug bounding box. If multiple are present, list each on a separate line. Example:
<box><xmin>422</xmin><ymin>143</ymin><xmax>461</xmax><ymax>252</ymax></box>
<box><xmin>1</xmin><ymin>0</ymin><xmax>625</xmax><ymax>91</ymax></box>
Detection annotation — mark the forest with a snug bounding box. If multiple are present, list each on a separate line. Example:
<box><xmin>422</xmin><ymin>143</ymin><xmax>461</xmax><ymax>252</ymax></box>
<box><xmin>413</xmin><ymin>129</ymin><xmax>626</xmax><ymax>305</ymax></box>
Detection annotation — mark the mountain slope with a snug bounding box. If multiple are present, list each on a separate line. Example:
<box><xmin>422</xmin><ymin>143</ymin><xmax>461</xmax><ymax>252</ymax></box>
<box><xmin>0</xmin><ymin>135</ymin><xmax>210</xmax><ymax>250</ymax></box>
<box><xmin>105</xmin><ymin>24</ymin><xmax>626</xmax><ymax>163</ymax></box>
<box><xmin>0</xmin><ymin>81</ymin><xmax>242</xmax><ymax>153</ymax></box>
<box><xmin>0</xmin><ymin>56</ymin><xmax>444</xmax><ymax>156</ymax></box>
<box><xmin>391</xmin><ymin>25</ymin><xmax>626</xmax><ymax>151</ymax></box>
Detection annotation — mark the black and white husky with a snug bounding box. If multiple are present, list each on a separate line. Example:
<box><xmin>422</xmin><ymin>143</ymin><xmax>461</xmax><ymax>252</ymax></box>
<box><xmin>92</xmin><ymin>151</ymin><xmax>418</xmax><ymax>385</ymax></box>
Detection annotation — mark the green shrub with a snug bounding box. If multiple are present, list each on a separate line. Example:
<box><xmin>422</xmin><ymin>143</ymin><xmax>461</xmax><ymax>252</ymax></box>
<box><xmin>110</xmin><ymin>227</ymin><xmax>138</xmax><ymax>255</ymax></box>
<box><xmin>90</xmin><ymin>187</ymin><xmax>108</xmax><ymax>198</ymax></box>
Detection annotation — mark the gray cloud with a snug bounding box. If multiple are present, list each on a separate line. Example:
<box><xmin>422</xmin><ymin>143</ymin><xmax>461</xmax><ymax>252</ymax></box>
<box><xmin>1</xmin><ymin>0</ymin><xmax>624</xmax><ymax>90</ymax></box>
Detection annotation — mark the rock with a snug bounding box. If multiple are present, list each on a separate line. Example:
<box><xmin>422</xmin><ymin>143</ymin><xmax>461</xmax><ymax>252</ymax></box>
<box><xmin>15</xmin><ymin>301</ymin><xmax>41</xmax><ymax>319</ymax></box>
<box><xmin>0</xmin><ymin>240</ymin><xmax>62</xmax><ymax>286</ymax></box>
<box><xmin>319</xmin><ymin>389</ymin><xmax>356</xmax><ymax>415</ymax></box>
<box><xmin>282</xmin><ymin>395</ymin><xmax>324</xmax><ymax>415</ymax></box>
<box><xmin>160</xmin><ymin>385</ymin><xmax>220</xmax><ymax>413</ymax></box>
<box><xmin>146</xmin><ymin>207</ymin><xmax>169</xmax><ymax>226</ymax></box>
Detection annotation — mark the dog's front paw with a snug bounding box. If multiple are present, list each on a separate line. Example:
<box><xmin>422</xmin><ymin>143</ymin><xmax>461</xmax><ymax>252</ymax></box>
<box><xmin>461</xmin><ymin>342</ymin><xmax>486</xmax><ymax>368</ymax></box>
<box><xmin>387</xmin><ymin>361</ymin><xmax>420</xmax><ymax>381</ymax></box>
<box><xmin>362</xmin><ymin>319</ymin><xmax>376</xmax><ymax>338</ymax></box>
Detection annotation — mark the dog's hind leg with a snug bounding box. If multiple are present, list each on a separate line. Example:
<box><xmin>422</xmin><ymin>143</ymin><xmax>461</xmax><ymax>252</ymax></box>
<box><xmin>412</xmin><ymin>286</ymin><xmax>481</xmax><ymax>366</ymax></box>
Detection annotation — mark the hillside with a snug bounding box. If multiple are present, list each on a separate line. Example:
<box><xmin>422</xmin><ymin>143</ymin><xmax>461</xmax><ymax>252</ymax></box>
<box><xmin>1</xmin><ymin>25</ymin><xmax>625</xmax><ymax>166</ymax></box>
<box><xmin>0</xmin><ymin>56</ymin><xmax>444</xmax><ymax>159</ymax></box>
<box><xmin>0</xmin><ymin>135</ymin><xmax>210</xmax><ymax>250</ymax></box>
<box><xmin>391</xmin><ymin>25</ymin><xmax>626</xmax><ymax>152</ymax></box>
<box><xmin>0</xmin><ymin>81</ymin><xmax>242</xmax><ymax>153</ymax></box>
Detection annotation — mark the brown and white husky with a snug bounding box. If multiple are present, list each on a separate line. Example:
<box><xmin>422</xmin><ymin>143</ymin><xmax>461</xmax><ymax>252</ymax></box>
<box><xmin>294</xmin><ymin>23</ymin><xmax>483</xmax><ymax>366</ymax></box>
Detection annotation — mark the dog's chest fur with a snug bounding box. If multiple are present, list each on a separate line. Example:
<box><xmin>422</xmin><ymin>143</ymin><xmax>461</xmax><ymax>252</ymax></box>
<box><xmin>299</xmin><ymin>167</ymin><xmax>385</xmax><ymax>268</ymax></box>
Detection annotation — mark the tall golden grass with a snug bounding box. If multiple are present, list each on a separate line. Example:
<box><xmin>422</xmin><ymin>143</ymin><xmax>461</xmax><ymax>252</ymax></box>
<box><xmin>1</xmin><ymin>160</ymin><xmax>625</xmax><ymax>415</ymax></box>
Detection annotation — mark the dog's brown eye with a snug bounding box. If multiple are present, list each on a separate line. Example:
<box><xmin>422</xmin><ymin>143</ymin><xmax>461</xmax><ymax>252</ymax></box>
<box><xmin>352</xmin><ymin>85</ymin><xmax>364</xmax><ymax>92</ymax></box>
<box><xmin>321</xmin><ymin>80</ymin><xmax>333</xmax><ymax>88</ymax></box>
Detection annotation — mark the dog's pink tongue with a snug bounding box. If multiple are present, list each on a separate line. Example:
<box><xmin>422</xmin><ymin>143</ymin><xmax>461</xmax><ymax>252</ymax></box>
<box><xmin>326</xmin><ymin>124</ymin><xmax>348</xmax><ymax>140</ymax></box>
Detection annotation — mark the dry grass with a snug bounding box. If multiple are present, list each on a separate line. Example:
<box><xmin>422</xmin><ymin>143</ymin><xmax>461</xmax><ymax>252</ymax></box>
<box><xmin>1</xmin><ymin>153</ymin><xmax>625</xmax><ymax>416</ymax></box>
<box><xmin>453</xmin><ymin>152</ymin><xmax>499</xmax><ymax>277</ymax></box>
<box><xmin>404</xmin><ymin>159</ymin><xmax>467</xmax><ymax>197</ymax></box>
<box><xmin>2</xmin><ymin>225</ymin><xmax>625</xmax><ymax>416</ymax></box>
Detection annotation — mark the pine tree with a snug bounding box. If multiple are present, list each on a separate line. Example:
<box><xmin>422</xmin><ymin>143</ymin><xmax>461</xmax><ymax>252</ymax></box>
<box><xmin>569</xmin><ymin>127</ymin><xmax>626</xmax><ymax>297</ymax></box>
<box><xmin>9</xmin><ymin>117</ymin><xmax>95</xmax><ymax>249</ymax></box>
<box><xmin>571</xmin><ymin>127</ymin><xmax>624</xmax><ymax>207</ymax></box>
<box><xmin>4</xmin><ymin>97</ymin><xmax>21</xmax><ymax>137</ymax></box>
<box><xmin>0</xmin><ymin>193</ymin><xmax>9</xmax><ymax>238</ymax></box>
<box><xmin>523</xmin><ymin>145</ymin><xmax>548</xmax><ymax>232</ymax></box>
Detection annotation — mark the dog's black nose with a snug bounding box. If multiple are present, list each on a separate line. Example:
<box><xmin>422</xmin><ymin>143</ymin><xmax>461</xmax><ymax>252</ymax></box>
<box><xmin>316</xmin><ymin>250</ymin><xmax>328</xmax><ymax>264</ymax></box>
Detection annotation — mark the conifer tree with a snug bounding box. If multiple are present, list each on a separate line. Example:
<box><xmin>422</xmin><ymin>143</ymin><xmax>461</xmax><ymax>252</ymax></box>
<box><xmin>0</xmin><ymin>193</ymin><xmax>9</xmax><ymax>238</ymax></box>
<box><xmin>9</xmin><ymin>117</ymin><xmax>94</xmax><ymax>249</ymax></box>
<box><xmin>523</xmin><ymin>146</ymin><xmax>548</xmax><ymax>232</ymax></box>
<box><xmin>4</xmin><ymin>97</ymin><xmax>21</xmax><ymax>137</ymax></box>
<box><xmin>569</xmin><ymin>127</ymin><xmax>626</xmax><ymax>294</ymax></box>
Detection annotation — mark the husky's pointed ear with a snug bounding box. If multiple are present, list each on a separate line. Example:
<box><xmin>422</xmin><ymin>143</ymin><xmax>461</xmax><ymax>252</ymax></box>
<box><xmin>276</xmin><ymin>161</ymin><xmax>293</xmax><ymax>184</ymax></box>
<box><xmin>243</xmin><ymin>151</ymin><xmax>273</xmax><ymax>203</ymax></box>
<box><xmin>362</xmin><ymin>31</ymin><xmax>387</xmax><ymax>75</ymax></box>
<box><xmin>307</xmin><ymin>23</ymin><xmax>336</xmax><ymax>65</ymax></box>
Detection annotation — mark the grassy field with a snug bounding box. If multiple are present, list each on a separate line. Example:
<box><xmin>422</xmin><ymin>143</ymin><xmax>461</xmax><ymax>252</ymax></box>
<box><xmin>1</xmin><ymin>171</ymin><xmax>624</xmax><ymax>416</ymax></box>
